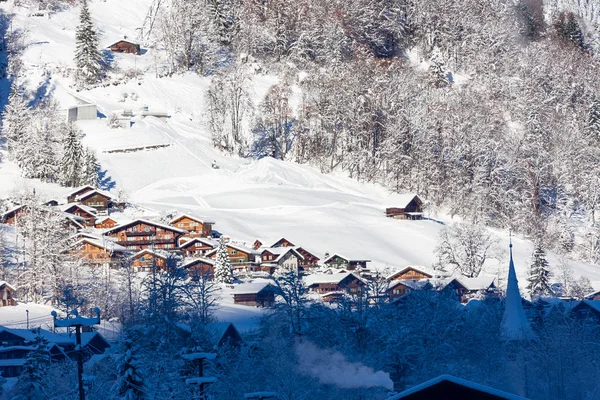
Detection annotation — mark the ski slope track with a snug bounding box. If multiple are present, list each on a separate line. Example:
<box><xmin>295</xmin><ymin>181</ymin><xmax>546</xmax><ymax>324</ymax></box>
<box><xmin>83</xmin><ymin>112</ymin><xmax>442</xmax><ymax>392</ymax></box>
<box><xmin>0</xmin><ymin>0</ymin><xmax>599</xmax><ymax>302</ymax></box>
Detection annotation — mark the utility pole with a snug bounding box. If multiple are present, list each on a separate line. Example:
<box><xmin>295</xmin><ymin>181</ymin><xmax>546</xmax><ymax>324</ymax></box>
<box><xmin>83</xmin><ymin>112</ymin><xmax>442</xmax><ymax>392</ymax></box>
<box><xmin>51</xmin><ymin>308</ymin><xmax>101</xmax><ymax>400</ymax></box>
<box><xmin>26</xmin><ymin>309</ymin><xmax>29</xmax><ymax>329</ymax></box>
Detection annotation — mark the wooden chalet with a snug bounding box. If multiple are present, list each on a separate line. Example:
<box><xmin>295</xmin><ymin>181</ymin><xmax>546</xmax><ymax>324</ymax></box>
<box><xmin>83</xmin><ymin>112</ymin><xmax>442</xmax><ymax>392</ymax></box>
<box><xmin>259</xmin><ymin>247</ymin><xmax>304</xmax><ymax>274</ymax></box>
<box><xmin>323</xmin><ymin>254</ymin><xmax>370</xmax><ymax>270</ymax></box>
<box><xmin>182</xmin><ymin>258</ymin><xmax>215</xmax><ymax>279</ymax></box>
<box><xmin>108</xmin><ymin>40</ymin><xmax>141</xmax><ymax>55</ymax></box>
<box><xmin>95</xmin><ymin>216</ymin><xmax>118</xmax><ymax>229</ymax></box>
<box><xmin>66</xmin><ymin>185</ymin><xmax>96</xmax><ymax>203</ymax></box>
<box><xmin>43</xmin><ymin>199</ymin><xmax>59</xmax><ymax>207</ymax></box>
<box><xmin>69</xmin><ymin>238</ymin><xmax>128</xmax><ymax>268</ymax></box>
<box><xmin>61</xmin><ymin>203</ymin><xmax>97</xmax><ymax>227</ymax></box>
<box><xmin>0</xmin><ymin>281</ymin><xmax>16</xmax><ymax>307</ymax></box>
<box><xmin>441</xmin><ymin>276</ymin><xmax>497</xmax><ymax>303</ymax></box>
<box><xmin>131</xmin><ymin>249</ymin><xmax>169</xmax><ymax>272</ymax></box>
<box><xmin>206</xmin><ymin>243</ymin><xmax>259</xmax><ymax>270</ymax></box>
<box><xmin>75</xmin><ymin>189</ymin><xmax>113</xmax><ymax>214</ymax></box>
<box><xmin>0</xmin><ymin>328</ymin><xmax>110</xmax><ymax>378</ymax></box>
<box><xmin>175</xmin><ymin>321</ymin><xmax>244</xmax><ymax>348</ymax></box>
<box><xmin>305</xmin><ymin>272</ymin><xmax>365</xmax><ymax>296</ymax></box>
<box><xmin>0</xmin><ymin>205</ymin><xmax>28</xmax><ymax>225</ymax></box>
<box><xmin>386</xmin><ymin>374</ymin><xmax>528</xmax><ymax>400</ymax></box>
<box><xmin>385</xmin><ymin>194</ymin><xmax>424</xmax><ymax>220</ymax></box>
<box><xmin>233</xmin><ymin>282</ymin><xmax>278</xmax><ymax>307</ymax></box>
<box><xmin>253</xmin><ymin>237</ymin><xmax>295</xmax><ymax>250</ymax></box>
<box><xmin>103</xmin><ymin>219</ymin><xmax>186</xmax><ymax>251</ymax></box>
<box><xmin>170</xmin><ymin>214</ymin><xmax>215</xmax><ymax>238</ymax></box>
<box><xmin>387</xmin><ymin>280</ymin><xmax>432</xmax><ymax>301</ymax></box>
<box><xmin>179</xmin><ymin>237</ymin><xmax>218</xmax><ymax>257</ymax></box>
<box><xmin>572</xmin><ymin>300</ymin><xmax>600</xmax><ymax>322</ymax></box>
<box><xmin>387</xmin><ymin>266</ymin><xmax>434</xmax><ymax>281</ymax></box>
<box><xmin>295</xmin><ymin>247</ymin><xmax>320</xmax><ymax>269</ymax></box>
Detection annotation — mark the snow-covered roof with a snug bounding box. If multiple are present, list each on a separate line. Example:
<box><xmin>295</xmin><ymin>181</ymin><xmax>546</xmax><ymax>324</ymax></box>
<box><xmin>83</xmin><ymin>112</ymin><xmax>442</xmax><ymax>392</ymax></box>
<box><xmin>261</xmin><ymin>247</ymin><xmax>305</xmax><ymax>262</ymax></box>
<box><xmin>61</xmin><ymin>203</ymin><xmax>98</xmax><ymax>215</ymax></box>
<box><xmin>0</xmin><ymin>281</ymin><xmax>16</xmax><ymax>291</ymax></box>
<box><xmin>459</xmin><ymin>275</ymin><xmax>496</xmax><ymax>291</ymax></box>
<box><xmin>388</xmin><ymin>279</ymin><xmax>430</xmax><ymax>291</ymax></box>
<box><xmin>323</xmin><ymin>254</ymin><xmax>371</xmax><ymax>264</ymax></box>
<box><xmin>386</xmin><ymin>265</ymin><xmax>436</xmax><ymax>280</ymax></box>
<box><xmin>182</xmin><ymin>257</ymin><xmax>215</xmax><ymax>268</ymax></box>
<box><xmin>578</xmin><ymin>300</ymin><xmax>600</xmax><ymax>313</ymax></box>
<box><xmin>233</xmin><ymin>282</ymin><xmax>275</xmax><ymax>295</ymax></box>
<box><xmin>0</xmin><ymin>327</ymin><xmax>73</xmax><ymax>346</ymax></box>
<box><xmin>169</xmin><ymin>214</ymin><xmax>216</xmax><ymax>225</ymax></box>
<box><xmin>132</xmin><ymin>248</ymin><xmax>169</xmax><ymax>259</ymax></box>
<box><xmin>75</xmin><ymin>189</ymin><xmax>114</xmax><ymax>201</ymax></box>
<box><xmin>95</xmin><ymin>216</ymin><xmax>117</xmax><ymax>224</ymax></box>
<box><xmin>104</xmin><ymin>219</ymin><xmax>187</xmax><ymax>235</ymax></box>
<box><xmin>185</xmin><ymin>377</ymin><xmax>218</xmax><ymax>385</ymax></box>
<box><xmin>385</xmin><ymin>193</ymin><xmax>422</xmax><ymax>209</ymax></box>
<box><xmin>0</xmin><ymin>359</ymin><xmax>26</xmax><ymax>367</ymax></box>
<box><xmin>180</xmin><ymin>237</ymin><xmax>218</xmax><ymax>249</ymax></box>
<box><xmin>74</xmin><ymin>238</ymin><xmax>128</xmax><ymax>253</ymax></box>
<box><xmin>386</xmin><ymin>374</ymin><xmax>528</xmax><ymax>400</ymax></box>
<box><xmin>66</xmin><ymin>185</ymin><xmax>95</xmax><ymax>197</ymax></box>
<box><xmin>304</xmin><ymin>272</ymin><xmax>363</xmax><ymax>286</ymax></box>
<box><xmin>206</xmin><ymin>242</ymin><xmax>259</xmax><ymax>257</ymax></box>
<box><xmin>182</xmin><ymin>352</ymin><xmax>217</xmax><ymax>361</ymax></box>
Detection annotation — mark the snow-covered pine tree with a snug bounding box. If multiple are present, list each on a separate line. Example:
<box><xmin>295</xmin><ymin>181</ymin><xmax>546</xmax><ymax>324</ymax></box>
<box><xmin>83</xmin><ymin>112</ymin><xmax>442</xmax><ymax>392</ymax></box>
<box><xmin>59</xmin><ymin>123</ymin><xmax>84</xmax><ymax>187</ymax></box>
<box><xmin>2</xmin><ymin>82</ymin><xmax>30</xmax><ymax>155</ymax></box>
<box><xmin>113</xmin><ymin>334</ymin><xmax>146</xmax><ymax>400</ymax></box>
<box><xmin>74</xmin><ymin>0</ymin><xmax>101</xmax><ymax>86</ymax></box>
<box><xmin>11</xmin><ymin>334</ymin><xmax>51</xmax><ymax>400</ymax></box>
<box><xmin>587</xmin><ymin>98</ymin><xmax>600</xmax><ymax>143</ymax></box>
<box><xmin>82</xmin><ymin>147</ymin><xmax>100</xmax><ymax>186</ymax></box>
<box><xmin>428</xmin><ymin>47</ymin><xmax>449</xmax><ymax>88</ymax></box>
<box><xmin>527</xmin><ymin>244</ymin><xmax>552</xmax><ymax>299</ymax></box>
<box><xmin>214</xmin><ymin>237</ymin><xmax>234</xmax><ymax>284</ymax></box>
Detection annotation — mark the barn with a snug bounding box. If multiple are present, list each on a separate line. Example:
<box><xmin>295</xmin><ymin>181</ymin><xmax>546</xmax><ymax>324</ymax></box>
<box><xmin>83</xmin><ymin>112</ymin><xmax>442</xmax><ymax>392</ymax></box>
<box><xmin>108</xmin><ymin>40</ymin><xmax>141</xmax><ymax>55</ymax></box>
<box><xmin>233</xmin><ymin>282</ymin><xmax>278</xmax><ymax>307</ymax></box>
<box><xmin>385</xmin><ymin>194</ymin><xmax>425</xmax><ymax>220</ymax></box>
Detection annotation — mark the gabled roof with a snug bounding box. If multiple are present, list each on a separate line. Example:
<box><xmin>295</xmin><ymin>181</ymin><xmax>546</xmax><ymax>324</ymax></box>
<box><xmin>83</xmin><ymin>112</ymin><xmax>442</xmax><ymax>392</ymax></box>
<box><xmin>574</xmin><ymin>300</ymin><xmax>600</xmax><ymax>313</ymax></box>
<box><xmin>182</xmin><ymin>257</ymin><xmax>215</xmax><ymax>268</ymax></box>
<box><xmin>304</xmin><ymin>272</ymin><xmax>364</xmax><ymax>287</ymax></box>
<box><xmin>270</xmin><ymin>237</ymin><xmax>295</xmax><ymax>247</ymax></box>
<box><xmin>233</xmin><ymin>282</ymin><xmax>276</xmax><ymax>295</ymax></box>
<box><xmin>61</xmin><ymin>203</ymin><xmax>98</xmax><ymax>216</ymax></box>
<box><xmin>95</xmin><ymin>216</ymin><xmax>117</xmax><ymax>224</ymax></box>
<box><xmin>294</xmin><ymin>246</ymin><xmax>320</xmax><ymax>260</ymax></box>
<box><xmin>324</xmin><ymin>253</ymin><xmax>371</xmax><ymax>264</ymax></box>
<box><xmin>76</xmin><ymin>189</ymin><xmax>114</xmax><ymax>202</ymax></box>
<box><xmin>261</xmin><ymin>247</ymin><xmax>305</xmax><ymax>262</ymax></box>
<box><xmin>386</xmin><ymin>374</ymin><xmax>529</xmax><ymax>400</ymax></box>
<box><xmin>132</xmin><ymin>249</ymin><xmax>169</xmax><ymax>260</ymax></box>
<box><xmin>108</xmin><ymin>39</ymin><xmax>140</xmax><ymax>47</ymax></box>
<box><xmin>459</xmin><ymin>275</ymin><xmax>497</xmax><ymax>291</ymax></box>
<box><xmin>180</xmin><ymin>237</ymin><xmax>218</xmax><ymax>249</ymax></box>
<box><xmin>386</xmin><ymin>266</ymin><xmax>435</xmax><ymax>280</ymax></box>
<box><xmin>0</xmin><ymin>281</ymin><xmax>16</xmax><ymax>291</ymax></box>
<box><xmin>206</xmin><ymin>242</ymin><xmax>259</xmax><ymax>257</ymax></box>
<box><xmin>104</xmin><ymin>219</ymin><xmax>187</xmax><ymax>235</ymax></box>
<box><xmin>0</xmin><ymin>327</ymin><xmax>73</xmax><ymax>347</ymax></box>
<box><xmin>0</xmin><ymin>205</ymin><xmax>27</xmax><ymax>220</ymax></box>
<box><xmin>66</xmin><ymin>185</ymin><xmax>95</xmax><ymax>198</ymax></box>
<box><xmin>74</xmin><ymin>238</ymin><xmax>128</xmax><ymax>253</ymax></box>
<box><xmin>387</xmin><ymin>279</ymin><xmax>431</xmax><ymax>291</ymax></box>
<box><xmin>386</xmin><ymin>193</ymin><xmax>423</xmax><ymax>209</ymax></box>
<box><xmin>170</xmin><ymin>214</ymin><xmax>216</xmax><ymax>225</ymax></box>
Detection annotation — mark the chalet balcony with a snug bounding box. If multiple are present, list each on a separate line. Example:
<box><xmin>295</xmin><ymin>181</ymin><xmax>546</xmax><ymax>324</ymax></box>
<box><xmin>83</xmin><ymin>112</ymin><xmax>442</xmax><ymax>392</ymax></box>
<box><xmin>117</xmin><ymin>239</ymin><xmax>175</xmax><ymax>246</ymax></box>
<box><xmin>126</xmin><ymin>231</ymin><xmax>156</xmax><ymax>237</ymax></box>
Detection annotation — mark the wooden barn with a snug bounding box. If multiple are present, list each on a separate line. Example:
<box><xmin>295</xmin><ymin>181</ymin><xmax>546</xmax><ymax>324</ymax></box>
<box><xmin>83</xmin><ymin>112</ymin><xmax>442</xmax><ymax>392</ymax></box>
<box><xmin>95</xmin><ymin>216</ymin><xmax>118</xmax><ymax>229</ymax></box>
<box><xmin>61</xmin><ymin>203</ymin><xmax>97</xmax><ymax>227</ymax></box>
<box><xmin>385</xmin><ymin>194</ymin><xmax>424</xmax><ymax>220</ymax></box>
<box><xmin>179</xmin><ymin>237</ymin><xmax>218</xmax><ymax>257</ymax></box>
<box><xmin>233</xmin><ymin>282</ymin><xmax>278</xmax><ymax>307</ymax></box>
<box><xmin>323</xmin><ymin>254</ymin><xmax>370</xmax><ymax>270</ymax></box>
<box><xmin>103</xmin><ymin>219</ymin><xmax>186</xmax><ymax>251</ymax></box>
<box><xmin>170</xmin><ymin>214</ymin><xmax>215</xmax><ymax>238</ymax></box>
<box><xmin>386</xmin><ymin>374</ymin><xmax>529</xmax><ymax>400</ymax></box>
<box><xmin>68</xmin><ymin>238</ymin><xmax>128</xmax><ymax>268</ymax></box>
<box><xmin>108</xmin><ymin>39</ymin><xmax>141</xmax><ymax>55</ymax></box>
<box><xmin>131</xmin><ymin>249</ymin><xmax>169</xmax><ymax>272</ymax></box>
<box><xmin>305</xmin><ymin>272</ymin><xmax>365</xmax><ymax>296</ymax></box>
<box><xmin>295</xmin><ymin>247</ymin><xmax>320</xmax><ymax>269</ymax></box>
<box><xmin>387</xmin><ymin>266</ymin><xmax>435</xmax><ymax>282</ymax></box>
<box><xmin>67</xmin><ymin>185</ymin><xmax>96</xmax><ymax>203</ymax></box>
<box><xmin>182</xmin><ymin>258</ymin><xmax>215</xmax><ymax>279</ymax></box>
<box><xmin>0</xmin><ymin>281</ymin><xmax>16</xmax><ymax>307</ymax></box>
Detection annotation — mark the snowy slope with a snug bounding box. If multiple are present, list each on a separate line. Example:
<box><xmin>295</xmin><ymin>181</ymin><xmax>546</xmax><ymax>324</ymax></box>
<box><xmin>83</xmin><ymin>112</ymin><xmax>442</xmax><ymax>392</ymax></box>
<box><xmin>0</xmin><ymin>0</ymin><xmax>599</xmax><ymax>293</ymax></box>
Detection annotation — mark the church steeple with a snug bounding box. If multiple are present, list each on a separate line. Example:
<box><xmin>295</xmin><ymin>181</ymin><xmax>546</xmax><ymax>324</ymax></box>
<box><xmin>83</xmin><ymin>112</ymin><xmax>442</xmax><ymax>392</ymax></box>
<box><xmin>501</xmin><ymin>235</ymin><xmax>535</xmax><ymax>341</ymax></box>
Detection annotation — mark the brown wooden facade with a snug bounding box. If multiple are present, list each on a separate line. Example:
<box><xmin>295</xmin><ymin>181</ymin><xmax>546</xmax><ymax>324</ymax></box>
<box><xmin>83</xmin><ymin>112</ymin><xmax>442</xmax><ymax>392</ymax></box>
<box><xmin>207</xmin><ymin>244</ymin><xmax>257</xmax><ymax>266</ymax></box>
<box><xmin>78</xmin><ymin>191</ymin><xmax>112</xmax><ymax>213</ymax></box>
<box><xmin>180</xmin><ymin>238</ymin><xmax>217</xmax><ymax>257</ymax></box>
<box><xmin>0</xmin><ymin>282</ymin><xmax>16</xmax><ymax>307</ymax></box>
<box><xmin>67</xmin><ymin>185</ymin><xmax>95</xmax><ymax>203</ymax></box>
<box><xmin>324</xmin><ymin>254</ymin><xmax>370</xmax><ymax>270</ymax></box>
<box><xmin>108</xmin><ymin>40</ymin><xmax>141</xmax><ymax>55</ymax></box>
<box><xmin>385</xmin><ymin>195</ymin><xmax>424</xmax><ymax>220</ymax></box>
<box><xmin>387</xmin><ymin>267</ymin><xmax>433</xmax><ymax>281</ymax></box>
<box><xmin>183</xmin><ymin>258</ymin><xmax>215</xmax><ymax>279</ymax></box>
<box><xmin>70</xmin><ymin>239</ymin><xmax>126</xmax><ymax>268</ymax></box>
<box><xmin>233</xmin><ymin>285</ymin><xmax>277</xmax><ymax>307</ymax></box>
<box><xmin>63</xmin><ymin>204</ymin><xmax>97</xmax><ymax>227</ymax></box>
<box><xmin>95</xmin><ymin>217</ymin><xmax>118</xmax><ymax>229</ymax></box>
<box><xmin>170</xmin><ymin>215</ymin><xmax>214</xmax><ymax>237</ymax></box>
<box><xmin>104</xmin><ymin>220</ymin><xmax>185</xmax><ymax>251</ymax></box>
<box><xmin>308</xmin><ymin>274</ymin><xmax>365</xmax><ymax>295</ymax></box>
<box><xmin>131</xmin><ymin>250</ymin><xmax>167</xmax><ymax>272</ymax></box>
<box><xmin>0</xmin><ymin>206</ymin><xmax>28</xmax><ymax>225</ymax></box>
<box><xmin>271</xmin><ymin>238</ymin><xmax>295</xmax><ymax>247</ymax></box>
<box><xmin>296</xmin><ymin>247</ymin><xmax>320</xmax><ymax>269</ymax></box>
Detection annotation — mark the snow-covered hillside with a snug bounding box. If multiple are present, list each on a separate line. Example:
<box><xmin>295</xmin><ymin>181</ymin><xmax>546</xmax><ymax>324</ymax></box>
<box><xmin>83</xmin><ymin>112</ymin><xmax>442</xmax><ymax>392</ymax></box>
<box><xmin>0</xmin><ymin>0</ymin><xmax>599</xmax><ymax>290</ymax></box>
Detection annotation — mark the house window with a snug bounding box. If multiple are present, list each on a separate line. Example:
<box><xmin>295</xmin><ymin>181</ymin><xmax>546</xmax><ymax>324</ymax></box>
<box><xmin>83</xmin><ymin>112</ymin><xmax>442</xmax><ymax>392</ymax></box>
<box><xmin>231</xmin><ymin>250</ymin><xmax>238</xmax><ymax>255</ymax></box>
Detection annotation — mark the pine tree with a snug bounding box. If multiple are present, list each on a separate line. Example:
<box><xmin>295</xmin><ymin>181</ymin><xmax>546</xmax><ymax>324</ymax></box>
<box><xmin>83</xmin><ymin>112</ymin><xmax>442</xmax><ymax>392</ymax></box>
<box><xmin>113</xmin><ymin>334</ymin><xmax>146</xmax><ymax>400</ymax></box>
<box><xmin>428</xmin><ymin>47</ymin><xmax>449</xmax><ymax>88</ymax></box>
<box><xmin>74</xmin><ymin>0</ymin><xmax>101</xmax><ymax>86</ymax></box>
<box><xmin>11</xmin><ymin>334</ymin><xmax>51</xmax><ymax>400</ymax></box>
<box><xmin>2</xmin><ymin>82</ymin><xmax>30</xmax><ymax>155</ymax></box>
<box><xmin>214</xmin><ymin>237</ymin><xmax>234</xmax><ymax>284</ymax></box>
<box><xmin>59</xmin><ymin>123</ymin><xmax>84</xmax><ymax>187</ymax></box>
<box><xmin>527</xmin><ymin>244</ymin><xmax>552</xmax><ymax>299</ymax></box>
<box><xmin>587</xmin><ymin>98</ymin><xmax>600</xmax><ymax>143</ymax></box>
<box><xmin>82</xmin><ymin>147</ymin><xmax>100</xmax><ymax>186</ymax></box>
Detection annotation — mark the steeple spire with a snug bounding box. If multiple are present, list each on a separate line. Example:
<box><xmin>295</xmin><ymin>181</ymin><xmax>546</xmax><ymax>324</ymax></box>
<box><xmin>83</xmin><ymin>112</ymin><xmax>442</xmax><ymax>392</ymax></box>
<box><xmin>501</xmin><ymin>236</ymin><xmax>535</xmax><ymax>341</ymax></box>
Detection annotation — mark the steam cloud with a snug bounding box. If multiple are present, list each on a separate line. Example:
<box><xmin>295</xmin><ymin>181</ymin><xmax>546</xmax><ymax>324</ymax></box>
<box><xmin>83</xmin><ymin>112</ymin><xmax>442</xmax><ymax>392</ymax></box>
<box><xmin>295</xmin><ymin>340</ymin><xmax>394</xmax><ymax>390</ymax></box>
